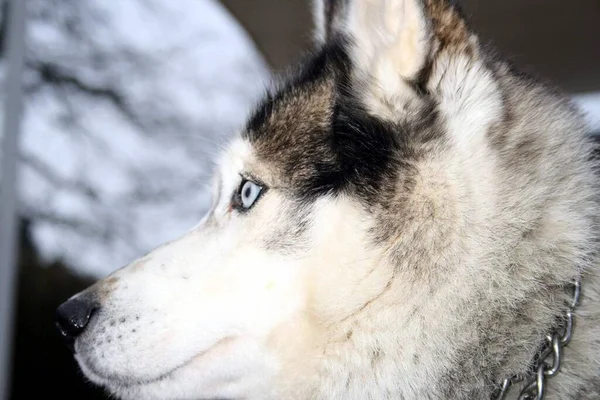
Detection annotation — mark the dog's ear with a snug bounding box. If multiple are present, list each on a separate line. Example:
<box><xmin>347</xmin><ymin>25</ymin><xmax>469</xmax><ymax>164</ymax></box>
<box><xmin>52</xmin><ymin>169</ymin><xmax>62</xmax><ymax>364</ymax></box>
<box><xmin>347</xmin><ymin>0</ymin><xmax>434</xmax><ymax>118</ymax></box>
<box><xmin>312</xmin><ymin>0</ymin><xmax>349</xmax><ymax>44</ymax></box>
<box><xmin>313</xmin><ymin>0</ymin><xmax>434</xmax><ymax>116</ymax></box>
<box><xmin>314</xmin><ymin>0</ymin><xmax>433</xmax><ymax>77</ymax></box>
<box><xmin>314</xmin><ymin>0</ymin><xmax>479</xmax><ymax>118</ymax></box>
<box><xmin>348</xmin><ymin>0</ymin><xmax>432</xmax><ymax>80</ymax></box>
<box><xmin>316</xmin><ymin>0</ymin><xmax>474</xmax><ymax>119</ymax></box>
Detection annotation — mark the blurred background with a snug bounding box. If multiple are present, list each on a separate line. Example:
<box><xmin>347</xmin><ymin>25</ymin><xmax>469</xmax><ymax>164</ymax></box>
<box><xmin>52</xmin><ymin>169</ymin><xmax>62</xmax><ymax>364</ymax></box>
<box><xmin>0</xmin><ymin>0</ymin><xmax>598</xmax><ymax>399</ymax></box>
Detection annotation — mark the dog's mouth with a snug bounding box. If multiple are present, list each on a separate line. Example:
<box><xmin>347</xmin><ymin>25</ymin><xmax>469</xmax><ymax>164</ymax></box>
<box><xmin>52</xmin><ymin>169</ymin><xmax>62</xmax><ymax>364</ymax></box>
<box><xmin>76</xmin><ymin>349</ymin><xmax>198</xmax><ymax>388</ymax></box>
<box><xmin>75</xmin><ymin>336</ymin><xmax>235</xmax><ymax>388</ymax></box>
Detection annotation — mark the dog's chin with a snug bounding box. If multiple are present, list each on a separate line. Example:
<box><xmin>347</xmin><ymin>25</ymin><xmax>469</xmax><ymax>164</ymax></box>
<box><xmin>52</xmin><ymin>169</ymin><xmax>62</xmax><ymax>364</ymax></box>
<box><xmin>75</xmin><ymin>350</ymin><xmax>193</xmax><ymax>387</ymax></box>
<box><xmin>74</xmin><ymin>336</ymin><xmax>276</xmax><ymax>400</ymax></box>
<box><xmin>76</xmin><ymin>354</ymin><xmax>205</xmax><ymax>400</ymax></box>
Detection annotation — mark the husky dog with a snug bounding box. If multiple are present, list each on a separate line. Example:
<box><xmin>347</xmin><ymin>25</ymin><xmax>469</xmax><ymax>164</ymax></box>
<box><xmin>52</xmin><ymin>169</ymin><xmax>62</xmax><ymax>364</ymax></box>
<box><xmin>56</xmin><ymin>0</ymin><xmax>600</xmax><ymax>398</ymax></box>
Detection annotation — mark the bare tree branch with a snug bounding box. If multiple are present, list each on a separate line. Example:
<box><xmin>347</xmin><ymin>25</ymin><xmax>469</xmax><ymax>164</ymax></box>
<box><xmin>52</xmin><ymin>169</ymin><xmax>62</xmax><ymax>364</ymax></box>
<box><xmin>22</xmin><ymin>208</ymin><xmax>110</xmax><ymax>239</ymax></box>
<box><xmin>26</xmin><ymin>60</ymin><xmax>145</xmax><ymax>128</ymax></box>
<box><xmin>20</xmin><ymin>151</ymin><xmax>101</xmax><ymax>200</ymax></box>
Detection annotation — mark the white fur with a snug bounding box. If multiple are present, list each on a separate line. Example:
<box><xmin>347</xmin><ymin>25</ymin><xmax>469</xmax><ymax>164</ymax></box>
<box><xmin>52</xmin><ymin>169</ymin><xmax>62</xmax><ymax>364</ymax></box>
<box><xmin>430</xmin><ymin>55</ymin><xmax>503</xmax><ymax>151</ymax></box>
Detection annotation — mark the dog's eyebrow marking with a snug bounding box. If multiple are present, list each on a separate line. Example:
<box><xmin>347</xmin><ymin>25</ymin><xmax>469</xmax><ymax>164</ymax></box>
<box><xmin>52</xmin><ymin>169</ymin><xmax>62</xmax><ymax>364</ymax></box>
<box><xmin>239</xmin><ymin>171</ymin><xmax>268</xmax><ymax>188</ymax></box>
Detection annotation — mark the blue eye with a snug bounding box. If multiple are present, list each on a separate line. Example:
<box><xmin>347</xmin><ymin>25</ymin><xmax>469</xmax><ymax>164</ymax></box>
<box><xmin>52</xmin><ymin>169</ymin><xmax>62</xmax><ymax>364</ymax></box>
<box><xmin>238</xmin><ymin>179</ymin><xmax>263</xmax><ymax>210</ymax></box>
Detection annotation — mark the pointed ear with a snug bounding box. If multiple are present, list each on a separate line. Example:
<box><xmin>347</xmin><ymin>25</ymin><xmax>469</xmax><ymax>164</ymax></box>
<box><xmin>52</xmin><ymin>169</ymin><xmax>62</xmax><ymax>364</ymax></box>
<box><xmin>338</xmin><ymin>0</ymin><xmax>473</xmax><ymax>118</ymax></box>
<box><xmin>312</xmin><ymin>0</ymin><xmax>349</xmax><ymax>45</ymax></box>
<box><xmin>346</xmin><ymin>0</ymin><xmax>431</xmax><ymax>81</ymax></box>
<box><xmin>313</xmin><ymin>0</ymin><xmax>476</xmax><ymax>118</ymax></box>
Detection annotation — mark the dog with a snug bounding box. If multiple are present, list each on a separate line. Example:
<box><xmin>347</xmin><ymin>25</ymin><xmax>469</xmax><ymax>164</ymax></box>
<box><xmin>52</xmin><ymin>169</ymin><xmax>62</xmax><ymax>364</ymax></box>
<box><xmin>55</xmin><ymin>0</ymin><xmax>600</xmax><ymax>398</ymax></box>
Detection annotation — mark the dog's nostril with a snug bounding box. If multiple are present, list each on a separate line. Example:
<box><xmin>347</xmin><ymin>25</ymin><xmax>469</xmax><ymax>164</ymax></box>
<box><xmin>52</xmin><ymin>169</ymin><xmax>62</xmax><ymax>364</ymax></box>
<box><xmin>55</xmin><ymin>295</ymin><xmax>99</xmax><ymax>350</ymax></box>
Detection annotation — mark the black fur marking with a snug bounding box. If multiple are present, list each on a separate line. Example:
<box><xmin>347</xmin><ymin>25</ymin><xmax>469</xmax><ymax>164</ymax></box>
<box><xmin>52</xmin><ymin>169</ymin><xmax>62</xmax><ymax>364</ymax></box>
<box><xmin>410</xmin><ymin>53</ymin><xmax>434</xmax><ymax>96</ymax></box>
<box><xmin>246</xmin><ymin>41</ymin><xmax>338</xmax><ymax>135</ymax></box>
<box><xmin>245</xmin><ymin>38</ymin><xmax>434</xmax><ymax>205</ymax></box>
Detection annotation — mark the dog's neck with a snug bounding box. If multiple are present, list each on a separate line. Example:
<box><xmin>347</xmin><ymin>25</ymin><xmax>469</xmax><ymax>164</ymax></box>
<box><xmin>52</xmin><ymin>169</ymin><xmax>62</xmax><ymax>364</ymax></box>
<box><xmin>292</xmin><ymin>274</ymin><xmax>579</xmax><ymax>400</ymax></box>
<box><xmin>493</xmin><ymin>276</ymin><xmax>582</xmax><ymax>400</ymax></box>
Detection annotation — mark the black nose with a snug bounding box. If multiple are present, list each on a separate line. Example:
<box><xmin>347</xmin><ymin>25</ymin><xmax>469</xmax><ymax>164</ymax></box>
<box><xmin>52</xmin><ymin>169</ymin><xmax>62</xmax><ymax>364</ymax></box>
<box><xmin>55</xmin><ymin>295</ymin><xmax>98</xmax><ymax>350</ymax></box>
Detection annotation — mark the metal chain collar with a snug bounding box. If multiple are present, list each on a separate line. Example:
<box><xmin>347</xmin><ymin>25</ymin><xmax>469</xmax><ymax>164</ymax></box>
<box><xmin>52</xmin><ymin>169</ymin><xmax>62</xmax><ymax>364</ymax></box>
<box><xmin>494</xmin><ymin>275</ymin><xmax>582</xmax><ymax>400</ymax></box>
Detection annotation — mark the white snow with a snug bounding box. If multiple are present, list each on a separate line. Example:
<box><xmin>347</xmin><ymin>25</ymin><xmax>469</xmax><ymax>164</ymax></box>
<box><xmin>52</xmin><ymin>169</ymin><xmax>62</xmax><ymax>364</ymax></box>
<box><xmin>2</xmin><ymin>0</ymin><xmax>269</xmax><ymax>277</ymax></box>
<box><xmin>573</xmin><ymin>92</ymin><xmax>600</xmax><ymax>134</ymax></box>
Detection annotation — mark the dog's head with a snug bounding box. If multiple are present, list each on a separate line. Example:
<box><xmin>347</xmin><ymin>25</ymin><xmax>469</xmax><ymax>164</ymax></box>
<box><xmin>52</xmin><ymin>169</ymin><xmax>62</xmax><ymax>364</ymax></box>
<box><xmin>56</xmin><ymin>1</ymin><xmax>596</xmax><ymax>399</ymax></box>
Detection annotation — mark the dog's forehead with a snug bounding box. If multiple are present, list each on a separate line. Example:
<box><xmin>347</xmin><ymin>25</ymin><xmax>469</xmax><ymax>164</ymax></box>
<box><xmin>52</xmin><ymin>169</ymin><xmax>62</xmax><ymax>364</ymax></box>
<box><xmin>232</xmin><ymin>44</ymin><xmax>420</xmax><ymax>202</ymax></box>
<box><xmin>234</xmin><ymin>50</ymin><xmax>408</xmax><ymax>201</ymax></box>
<box><xmin>241</xmin><ymin>74</ymin><xmax>338</xmax><ymax>190</ymax></box>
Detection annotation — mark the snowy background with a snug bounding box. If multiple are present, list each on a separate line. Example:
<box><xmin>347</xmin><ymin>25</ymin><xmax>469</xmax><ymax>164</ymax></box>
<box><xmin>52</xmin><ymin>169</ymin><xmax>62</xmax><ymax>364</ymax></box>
<box><xmin>0</xmin><ymin>0</ymin><xmax>599</xmax><ymax>279</ymax></box>
<box><xmin>574</xmin><ymin>92</ymin><xmax>600</xmax><ymax>137</ymax></box>
<box><xmin>1</xmin><ymin>0</ymin><xmax>269</xmax><ymax>277</ymax></box>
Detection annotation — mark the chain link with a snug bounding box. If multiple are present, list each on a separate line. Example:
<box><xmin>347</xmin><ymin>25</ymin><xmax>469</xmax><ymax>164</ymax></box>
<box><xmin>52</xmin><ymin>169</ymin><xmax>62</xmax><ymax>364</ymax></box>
<box><xmin>494</xmin><ymin>275</ymin><xmax>582</xmax><ymax>400</ymax></box>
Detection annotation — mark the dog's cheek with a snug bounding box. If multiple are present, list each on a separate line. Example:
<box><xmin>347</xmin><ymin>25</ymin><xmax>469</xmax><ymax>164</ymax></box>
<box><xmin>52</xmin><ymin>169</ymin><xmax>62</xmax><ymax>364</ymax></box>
<box><xmin>304</xmin><ymin>197</ymin><xmax>392</xmax><ymax>323</ymax></box>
